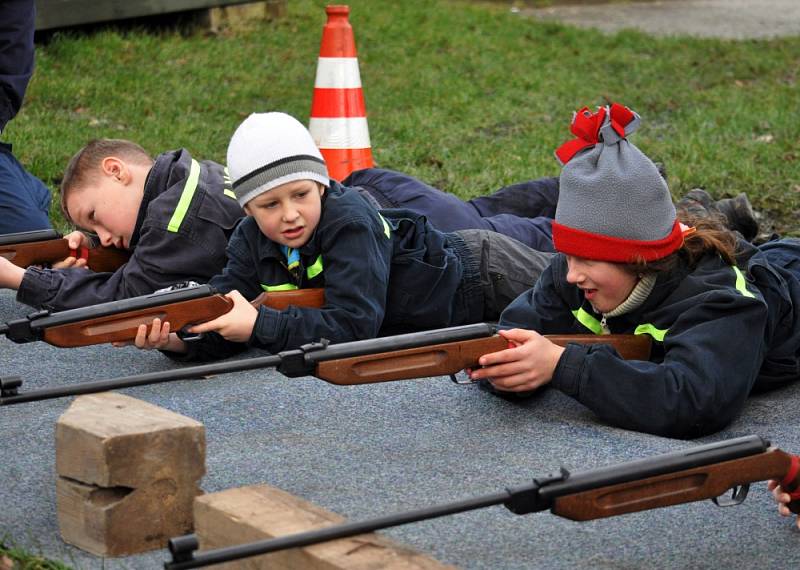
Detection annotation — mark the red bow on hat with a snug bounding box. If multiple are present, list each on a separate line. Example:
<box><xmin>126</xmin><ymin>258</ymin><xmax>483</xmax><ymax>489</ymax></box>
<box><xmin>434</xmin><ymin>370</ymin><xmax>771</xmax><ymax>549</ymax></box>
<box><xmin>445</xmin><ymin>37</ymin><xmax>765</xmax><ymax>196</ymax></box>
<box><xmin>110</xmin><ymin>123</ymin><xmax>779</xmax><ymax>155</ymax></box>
<box><xmin>555</xmin><ymin>103</ymin><xmax>636</xmax><ymax>165</ymax></box>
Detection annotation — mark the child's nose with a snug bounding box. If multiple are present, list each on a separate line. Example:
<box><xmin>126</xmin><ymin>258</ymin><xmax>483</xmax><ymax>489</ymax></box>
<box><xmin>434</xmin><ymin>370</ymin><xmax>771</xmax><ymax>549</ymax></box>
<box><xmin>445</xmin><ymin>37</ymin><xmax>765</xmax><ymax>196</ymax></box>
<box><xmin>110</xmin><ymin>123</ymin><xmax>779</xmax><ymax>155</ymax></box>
<box><xmin>96</xmin><ymin>229</ymin><xmax>113</xmax><ymax>247</ymax></box>
<box><xmin>565</xmin><ymin>263</ymin><xmax>583</xmax><ymax>284</ymax></box>
<box><xmin>282</xmin><ymin>205</ymin><xmax>299</xmax><ymax>221</ymax></box>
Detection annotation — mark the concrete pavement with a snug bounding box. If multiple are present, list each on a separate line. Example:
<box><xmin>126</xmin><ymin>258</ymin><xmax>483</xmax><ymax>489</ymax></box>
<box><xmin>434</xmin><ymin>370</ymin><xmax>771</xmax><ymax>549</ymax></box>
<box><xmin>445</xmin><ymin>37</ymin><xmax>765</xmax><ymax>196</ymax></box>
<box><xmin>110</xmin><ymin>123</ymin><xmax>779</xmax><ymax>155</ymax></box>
<box><xmin>523</xmin><ymin>0</ymin><xmax>800</xmax><ymax>39</ymax></box>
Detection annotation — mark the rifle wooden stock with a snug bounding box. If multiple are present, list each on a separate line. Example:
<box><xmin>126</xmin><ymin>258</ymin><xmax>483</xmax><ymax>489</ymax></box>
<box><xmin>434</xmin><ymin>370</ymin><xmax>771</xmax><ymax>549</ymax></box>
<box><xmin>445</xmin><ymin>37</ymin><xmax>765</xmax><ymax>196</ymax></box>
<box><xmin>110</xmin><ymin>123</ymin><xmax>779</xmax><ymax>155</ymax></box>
<box><xmin>315</xmin><ymin>333</ymin><xmax>652</xmax><ymax>385</ymax></box>
<box><xmin>34</xmin><ymin>288</ymin><xmax>326</xmax><ymax>347</ymax></box>
<box><xmin>553</xmin><ymin>448</ymin><xmax>800</xmax><ymax>520</ymax></box>
<box><xmin>250</xmin><ymin>288</ymin><xmax>325</xmax><ymax>311</ymax></box>
<box><xmin>0</xmin><ymin>239</ymin><xmax>130</xmax><ymax>272</ymax></box>
<box><xmin>40</xmin><ymin>295</ymin><xmax>235</xmax><ymax>347</ymax></box>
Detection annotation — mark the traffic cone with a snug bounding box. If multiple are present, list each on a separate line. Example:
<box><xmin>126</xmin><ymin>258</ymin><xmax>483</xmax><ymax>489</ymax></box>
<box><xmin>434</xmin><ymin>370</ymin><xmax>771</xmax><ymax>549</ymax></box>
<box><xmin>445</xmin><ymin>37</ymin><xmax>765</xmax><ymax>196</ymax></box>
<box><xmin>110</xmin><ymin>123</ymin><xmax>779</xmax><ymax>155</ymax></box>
<box><xmin>308</xmin><ymin>5</ymin><xmax>373</xmax><ymax>181</ymax></box>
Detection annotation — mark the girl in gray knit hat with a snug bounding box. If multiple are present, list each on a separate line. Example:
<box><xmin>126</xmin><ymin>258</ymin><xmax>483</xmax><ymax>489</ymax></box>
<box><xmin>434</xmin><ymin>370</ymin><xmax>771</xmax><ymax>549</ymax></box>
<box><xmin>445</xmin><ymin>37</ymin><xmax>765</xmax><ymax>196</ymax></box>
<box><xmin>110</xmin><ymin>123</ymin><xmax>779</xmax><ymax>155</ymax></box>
<box><xmin>469</xmin><ymin>103</ymin><xmax>800</xmax><ymax>440</ymax></box>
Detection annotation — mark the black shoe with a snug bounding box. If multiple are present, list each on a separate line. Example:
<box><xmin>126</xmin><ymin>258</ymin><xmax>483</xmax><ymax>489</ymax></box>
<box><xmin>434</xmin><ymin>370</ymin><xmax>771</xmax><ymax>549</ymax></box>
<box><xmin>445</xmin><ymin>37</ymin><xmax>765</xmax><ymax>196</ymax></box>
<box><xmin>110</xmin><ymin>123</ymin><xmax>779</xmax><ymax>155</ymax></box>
<box><xmin>715</xmin><ymin>193</ymin><xmax>759</xmax><ymax>242</ymax></box>
<box><xmin>676</xmin><ymin>188</ymin><xmax>721</xmax><ymax>219</ymax></box>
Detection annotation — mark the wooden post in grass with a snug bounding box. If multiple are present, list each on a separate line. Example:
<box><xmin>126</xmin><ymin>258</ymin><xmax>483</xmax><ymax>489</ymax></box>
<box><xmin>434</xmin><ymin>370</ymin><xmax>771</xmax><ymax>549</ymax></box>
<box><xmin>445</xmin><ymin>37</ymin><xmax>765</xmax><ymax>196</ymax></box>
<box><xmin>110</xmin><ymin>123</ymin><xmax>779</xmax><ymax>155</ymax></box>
<box><xmin>204</xmin><ymin>1</ymin><xmax>288</xmax><ymax>33</ymax></box>
<box><xmin>55</xmin><ymin>393</ymin><xmax>205</xmax><ymax>556</ymax></box>
<box><xmin>193</xmin><ymin>484</ymin><xmax>457</xmax><ymax>569</ymax></box>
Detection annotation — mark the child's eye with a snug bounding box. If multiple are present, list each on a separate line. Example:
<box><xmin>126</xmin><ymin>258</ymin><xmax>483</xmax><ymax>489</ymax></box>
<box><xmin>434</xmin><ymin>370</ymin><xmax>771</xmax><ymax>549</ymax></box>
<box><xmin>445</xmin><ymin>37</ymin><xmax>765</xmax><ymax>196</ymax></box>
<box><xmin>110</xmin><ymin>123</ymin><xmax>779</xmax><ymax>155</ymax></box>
<box><xmin>295</xmin><ymin>191</ymin><xmax>309</xmax><ymax>199</ymax></box>
<box><xmin>263</xmin><ymin>202</ymin><xmax>278</xmax><ymax>209</ymax></box>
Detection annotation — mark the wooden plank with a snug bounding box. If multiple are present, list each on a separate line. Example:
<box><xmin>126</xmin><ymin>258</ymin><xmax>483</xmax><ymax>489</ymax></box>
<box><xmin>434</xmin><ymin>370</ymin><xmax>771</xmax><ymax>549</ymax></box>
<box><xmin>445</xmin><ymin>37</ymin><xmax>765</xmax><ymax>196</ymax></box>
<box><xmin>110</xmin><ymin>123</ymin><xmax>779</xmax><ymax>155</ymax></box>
<box><xmin>194</xmin><ymin>484</ymin><xmax>458</xmax><ymax>569</ymax></box>
<box><xmin>35</xmin><ymin>0</ymin><xmax>266</xmax><ymax>31</ymax></box>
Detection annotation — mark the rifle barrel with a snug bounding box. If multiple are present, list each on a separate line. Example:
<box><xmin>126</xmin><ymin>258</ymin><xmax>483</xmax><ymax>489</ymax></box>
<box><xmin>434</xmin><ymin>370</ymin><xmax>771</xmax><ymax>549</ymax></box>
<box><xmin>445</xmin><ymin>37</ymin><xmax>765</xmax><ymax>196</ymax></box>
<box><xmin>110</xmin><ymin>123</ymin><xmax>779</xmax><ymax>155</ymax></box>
<box><xmin>0</xmin><ymin>229</ymin><xmax>62</xmax><ymax>245</ymax></box>
<box><xmin>165</xmin><ymin>490</ymin><xmax>511</xmax><ymax>570</ymax></box>
<box><xmin>0</xmin><ymin>351</ymin><xmax>285</xmax><ymax>405</ymax></box>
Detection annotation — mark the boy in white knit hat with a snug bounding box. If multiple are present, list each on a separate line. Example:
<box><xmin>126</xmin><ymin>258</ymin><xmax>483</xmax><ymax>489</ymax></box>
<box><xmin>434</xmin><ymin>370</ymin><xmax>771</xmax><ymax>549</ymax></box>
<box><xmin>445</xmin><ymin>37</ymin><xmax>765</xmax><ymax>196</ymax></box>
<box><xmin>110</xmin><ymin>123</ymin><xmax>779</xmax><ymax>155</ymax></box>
<box><xmin>133</xmin><ymin>111</ymin><xmax>554</xmax><ymax>358</ymax></box>
<box><xmin>469</xmin><ymin>103</ymin><xmax>800</xmax><ymax>440</ymax></box>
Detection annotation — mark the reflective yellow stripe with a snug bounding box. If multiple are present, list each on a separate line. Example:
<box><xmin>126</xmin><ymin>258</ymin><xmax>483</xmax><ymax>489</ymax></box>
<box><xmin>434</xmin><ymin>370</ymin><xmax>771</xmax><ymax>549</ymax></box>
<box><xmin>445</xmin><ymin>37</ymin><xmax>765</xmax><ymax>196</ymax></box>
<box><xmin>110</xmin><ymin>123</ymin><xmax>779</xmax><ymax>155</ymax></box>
<box><xmin>223</xmin><ymin>166</ymin><xmax>236</xmax><ymax>199</ymax></box>
<box><xmin>306</xmin><ymin>255</ymin><xmax>323</xmax><ymax>279</ymax></box>
<box><xmin>379</xmin><ymin>213</ymin><xmax>390</xmax><ymax>238</ymax></box>
<box><xmin>733</xmin><ymin>266</ymin><xmax>756</xmax><ymax>298</ymax></box>
<box><xmin>572</xmin><ymin>308</ymin><xmax>603</xmax><ymax>335</ymax></box>
<box><xmin>167</xmin><ymin>159</ymin><xmax>201</xmax><ymax>233</ymax></box>
<box><xmin>573</xmin><ymin>307</ymin><xmax>667</xmax><ymax>342</ymax></box>
<box><xmin>634</xmin><ymin>323</ymin><xmax>668</xmax><ymax>342</ymax></box>
<box><xmin>261</xmin><ymin>283</ymin><xmax>299</xmax><ymax>292</ymax></box>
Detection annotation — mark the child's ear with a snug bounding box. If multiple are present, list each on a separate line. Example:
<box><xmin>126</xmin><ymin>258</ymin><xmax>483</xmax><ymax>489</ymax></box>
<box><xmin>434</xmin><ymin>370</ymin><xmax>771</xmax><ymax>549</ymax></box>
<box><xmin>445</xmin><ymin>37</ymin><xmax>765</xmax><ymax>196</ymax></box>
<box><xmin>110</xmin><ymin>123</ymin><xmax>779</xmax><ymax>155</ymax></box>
<box><xmin>318</xmin><ymin>183</ymin><xmax>326</xmax><ymax>197</ymax></box>
<box><xmin>101</xmin><ymin>157</ymin><xmax>131</xmax><ymax>184</ymax></box>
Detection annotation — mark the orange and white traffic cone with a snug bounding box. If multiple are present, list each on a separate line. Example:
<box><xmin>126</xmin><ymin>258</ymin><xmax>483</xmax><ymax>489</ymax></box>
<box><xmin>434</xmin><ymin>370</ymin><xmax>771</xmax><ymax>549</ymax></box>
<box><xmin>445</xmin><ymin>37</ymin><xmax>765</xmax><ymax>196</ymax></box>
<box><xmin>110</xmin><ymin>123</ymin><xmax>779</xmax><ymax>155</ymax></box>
<box><xmin>308</xmin><ymin>5</ymin><xmax>373</xmax><ymax>182</ymax></box>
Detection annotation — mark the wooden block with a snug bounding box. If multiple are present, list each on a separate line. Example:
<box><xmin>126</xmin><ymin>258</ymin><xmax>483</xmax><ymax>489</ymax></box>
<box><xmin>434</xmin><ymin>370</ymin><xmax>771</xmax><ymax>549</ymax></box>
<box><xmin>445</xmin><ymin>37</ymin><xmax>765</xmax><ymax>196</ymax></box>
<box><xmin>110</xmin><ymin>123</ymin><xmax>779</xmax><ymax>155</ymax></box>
<box><xmin>56</xmin><ymin>475</ymin><xmax>199</xmax><ymax>556</ymax></box>
<box><xmin>194</xmin><ymin>485</ymin><xmax>457</xmax><ymax>569</ymax></box>
<box><xmin>204</xmin><ymin>1</ymin><xmax>287</xmax><ymax>33</ymax></box>
<box><xmin>56</xmin><ymin>392</ymin><xmax>205</xmax><ymax>487</ymax></box>
<box><xmin>55</xmin><ymin>393</ymin><xmax>205</xmax><ymax>556</ymax></box>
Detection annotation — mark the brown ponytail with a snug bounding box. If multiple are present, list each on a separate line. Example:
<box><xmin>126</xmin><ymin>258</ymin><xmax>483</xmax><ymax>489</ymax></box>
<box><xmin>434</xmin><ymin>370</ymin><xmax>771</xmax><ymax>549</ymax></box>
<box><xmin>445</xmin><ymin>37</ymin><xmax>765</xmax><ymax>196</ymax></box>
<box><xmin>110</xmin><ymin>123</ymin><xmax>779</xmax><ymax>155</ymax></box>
<box><xmin>624</xmin><ymin>210</ymin><xmax>739</xmax><ymax>275</ymax></box>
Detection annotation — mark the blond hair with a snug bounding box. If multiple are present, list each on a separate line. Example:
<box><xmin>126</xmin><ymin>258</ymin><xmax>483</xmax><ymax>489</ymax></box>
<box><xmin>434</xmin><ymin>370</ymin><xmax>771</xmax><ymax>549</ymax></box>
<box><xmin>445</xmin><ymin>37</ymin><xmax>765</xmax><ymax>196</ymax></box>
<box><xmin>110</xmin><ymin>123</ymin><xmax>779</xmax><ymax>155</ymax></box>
<box><xmin>60</xmin><ymin>139</ymin><xmax>153</xmax><ymax>223</ymax></box>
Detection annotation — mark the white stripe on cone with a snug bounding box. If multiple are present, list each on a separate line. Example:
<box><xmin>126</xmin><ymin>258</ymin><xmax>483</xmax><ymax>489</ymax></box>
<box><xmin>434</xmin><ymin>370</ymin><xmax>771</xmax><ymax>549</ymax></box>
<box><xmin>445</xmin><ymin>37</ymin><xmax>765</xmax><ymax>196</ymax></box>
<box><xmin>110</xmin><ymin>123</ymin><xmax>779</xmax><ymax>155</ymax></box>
<box><xmin>309</xmin><ymin>117</ymin><xmax>371</xmax><ymax>149</ymax></box>
<box><xmin>314</xmin><ymin>58</ymin><xmax>362</xmax><ymax>89</ymax></box>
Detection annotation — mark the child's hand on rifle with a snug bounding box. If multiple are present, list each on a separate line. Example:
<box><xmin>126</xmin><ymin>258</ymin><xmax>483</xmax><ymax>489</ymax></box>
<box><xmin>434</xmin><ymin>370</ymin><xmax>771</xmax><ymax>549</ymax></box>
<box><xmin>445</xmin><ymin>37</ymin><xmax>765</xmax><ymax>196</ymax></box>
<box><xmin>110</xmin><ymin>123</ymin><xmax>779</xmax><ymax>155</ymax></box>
<box><xmin>116</xmin><ymin>318</ymin><xmax>187</xmax><ymax>353</ymax></box>
<box><xmin>0</xmin><ymin>256</ymin><xmax>25</xmax><ymax>289</ymax></box>
<box><xmin>185</xmin><ymin>289</ymin><xmax>258</xmax><ymax>343</ymax></box>
<box><xmin>768</xmin><ymin>480</ymin><xmax>800</xmax><ymax>529</ymax></box>
<box><xmin>468</xmin><ymin>328</ymin><xmax>565</xmax><ymax>392</ymax></box>
<box><xmin>51</xmin><ymin>231</ymin><xmax>91</xmax><ymax>269</ymax></box>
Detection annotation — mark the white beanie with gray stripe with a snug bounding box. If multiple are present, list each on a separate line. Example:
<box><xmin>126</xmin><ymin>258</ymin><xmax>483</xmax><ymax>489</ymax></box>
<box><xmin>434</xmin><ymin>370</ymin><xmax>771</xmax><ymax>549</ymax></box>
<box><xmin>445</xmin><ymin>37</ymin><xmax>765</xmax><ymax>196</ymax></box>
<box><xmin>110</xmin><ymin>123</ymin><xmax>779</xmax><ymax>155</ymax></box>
<box><xmin>227</xmin><ymin>112</ymin><xmax>330</xmax><ymax>206</ymax></box>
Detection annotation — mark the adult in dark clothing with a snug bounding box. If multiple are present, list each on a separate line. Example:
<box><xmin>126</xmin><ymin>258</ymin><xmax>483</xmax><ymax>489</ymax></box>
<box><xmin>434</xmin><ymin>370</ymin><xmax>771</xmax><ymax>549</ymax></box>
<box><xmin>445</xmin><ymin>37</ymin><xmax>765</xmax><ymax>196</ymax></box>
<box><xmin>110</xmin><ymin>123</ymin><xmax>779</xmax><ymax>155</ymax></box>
<box><xmin>469</xmin><ymin>103</ymin><xmax>800</xmax><ymax>439</ymax></box>
<box><xmin>0</xmin><ymin>0</ymin><xmax>52</xmax><ymax>233</ymax></box>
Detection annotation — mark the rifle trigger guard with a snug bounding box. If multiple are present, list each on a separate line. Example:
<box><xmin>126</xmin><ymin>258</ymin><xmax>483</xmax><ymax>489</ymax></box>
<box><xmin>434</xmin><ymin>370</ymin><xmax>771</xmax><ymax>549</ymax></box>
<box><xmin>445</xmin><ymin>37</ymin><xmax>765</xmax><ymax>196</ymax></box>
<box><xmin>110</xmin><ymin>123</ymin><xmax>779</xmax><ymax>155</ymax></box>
<box><xmin>449</xmin><ymin>371</ymin><xmax>473</xmax><ymax>385</ymax></box>
<box><xmin>712</xmin><ymin>484</ymin><xmax>749</xmax><ymax>507</ymax></box>
<box><xmin>0</xmin><ymin>376</ymin><xmax>22</xmax><ymax>397</ymax></box>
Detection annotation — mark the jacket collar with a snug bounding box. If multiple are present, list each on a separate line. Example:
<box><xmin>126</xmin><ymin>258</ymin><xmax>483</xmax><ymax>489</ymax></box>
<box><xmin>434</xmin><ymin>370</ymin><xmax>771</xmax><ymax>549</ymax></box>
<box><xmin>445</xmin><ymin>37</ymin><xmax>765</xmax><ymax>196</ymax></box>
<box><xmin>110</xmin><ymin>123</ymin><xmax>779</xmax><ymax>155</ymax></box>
<box><xmin>129</xmin><ymin>149</ymin><xmax>190</xmax><ymax>249</ymax></box>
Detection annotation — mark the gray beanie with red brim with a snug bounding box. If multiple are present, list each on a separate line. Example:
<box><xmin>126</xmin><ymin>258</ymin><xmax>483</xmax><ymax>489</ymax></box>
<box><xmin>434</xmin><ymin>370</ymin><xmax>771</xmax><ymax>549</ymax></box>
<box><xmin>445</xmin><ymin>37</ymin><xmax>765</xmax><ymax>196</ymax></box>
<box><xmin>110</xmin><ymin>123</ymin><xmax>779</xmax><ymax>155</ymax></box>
<box><xmin>553</xmin><ymin>103</ymin><xmax>683</xmax><ymax>263</ymax></box>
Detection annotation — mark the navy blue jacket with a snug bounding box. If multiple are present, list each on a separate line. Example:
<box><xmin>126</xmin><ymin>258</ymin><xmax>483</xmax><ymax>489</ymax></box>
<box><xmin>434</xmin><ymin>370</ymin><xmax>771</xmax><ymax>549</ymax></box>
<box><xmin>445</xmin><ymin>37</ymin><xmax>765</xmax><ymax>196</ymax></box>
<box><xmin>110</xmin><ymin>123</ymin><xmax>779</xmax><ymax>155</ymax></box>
<box><xmin>17</xmin><ymin>149</ymin><xmax>244</xmax><ymax>310</ymax></box>
<box><xmin>183</xmin><ymin>181</ymin><xmax>483</xmax><ymax>359</ymax></box>
<box><xmin>0</xmin><ymin>0</ymin><xmax>35</xmax><ymax>133</ymax></box>
<box><xmin>500</xmin><ymin>239</ymin><xmax>800</xmax><ymax>438</ymax></box>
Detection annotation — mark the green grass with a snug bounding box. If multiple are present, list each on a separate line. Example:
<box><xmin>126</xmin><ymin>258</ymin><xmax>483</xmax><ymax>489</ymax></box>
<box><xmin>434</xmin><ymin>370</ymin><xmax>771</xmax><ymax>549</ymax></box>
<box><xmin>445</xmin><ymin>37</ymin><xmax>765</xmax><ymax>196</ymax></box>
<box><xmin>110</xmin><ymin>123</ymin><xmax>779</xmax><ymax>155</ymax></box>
<box><xmin>6</xmin><ymin>0</ymin><xmax>800</xmax><ymax>235</ymax></box>
<box><xmin>0</xmin><ymin>541</ymin><xmax>73</xmax><ymax>569</ymax></box>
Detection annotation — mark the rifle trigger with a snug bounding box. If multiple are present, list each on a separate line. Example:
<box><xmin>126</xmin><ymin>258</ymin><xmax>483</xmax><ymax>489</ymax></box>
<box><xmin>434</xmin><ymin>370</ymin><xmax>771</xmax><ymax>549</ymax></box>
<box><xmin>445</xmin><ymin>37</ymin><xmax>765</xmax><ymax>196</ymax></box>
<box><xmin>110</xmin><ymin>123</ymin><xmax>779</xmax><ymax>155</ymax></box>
<box><xmin>449</xmin><ymin>371</ymin><xmax>473</xmax><ymax>385</ymax></box>
<box><xmin>69</xmin><ymin>246</ymin><xmax>90</xmax><ymax>261</ymax></box>
<box><xmin>0</xmin><ymin>376</ymin><xmax>22</xmax><ymax>397</ymax></box>
<box><xmin>712</xmin><ymin>484</ymin><xmax>750</xmax><ymax>507</ymax></box>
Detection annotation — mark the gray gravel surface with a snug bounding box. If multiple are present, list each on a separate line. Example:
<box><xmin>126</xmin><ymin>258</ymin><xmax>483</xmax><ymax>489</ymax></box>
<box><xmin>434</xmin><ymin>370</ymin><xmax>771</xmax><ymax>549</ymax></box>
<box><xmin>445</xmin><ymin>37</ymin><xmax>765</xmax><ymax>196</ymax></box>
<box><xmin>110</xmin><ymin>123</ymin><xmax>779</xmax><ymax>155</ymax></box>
<box><xmin>524</xmin><ymin>0</ymin><xmax>800</xmax><ymax>39</ymax></box>
<box><xmin>2</xmin><ymin>288</ymin><xmax>800</xmax><ymax>569</ymax></box>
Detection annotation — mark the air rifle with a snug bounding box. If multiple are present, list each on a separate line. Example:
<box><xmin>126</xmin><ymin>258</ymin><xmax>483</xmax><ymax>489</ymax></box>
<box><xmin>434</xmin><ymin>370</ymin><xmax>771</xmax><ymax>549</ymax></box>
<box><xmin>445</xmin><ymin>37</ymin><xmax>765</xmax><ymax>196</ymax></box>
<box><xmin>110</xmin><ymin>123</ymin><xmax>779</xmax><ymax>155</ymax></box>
<box><xmin>0</xmin><ymin>283</ymin><xmax>325</xmax><ymax>348</ymax></box>
<box><xmin>164</xmin><ymin>435</ymin><xmax>800</xmax><ymax>569</ymax></box>
<box><xmin>0</xmin><ymin>322</ymin><xmax>650</xmax><ymax>405</ymax></box>
<box><xmin>0</xmin><ymin>229</ymin><xmax>130</xmax><ymax>272</ymax></box>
